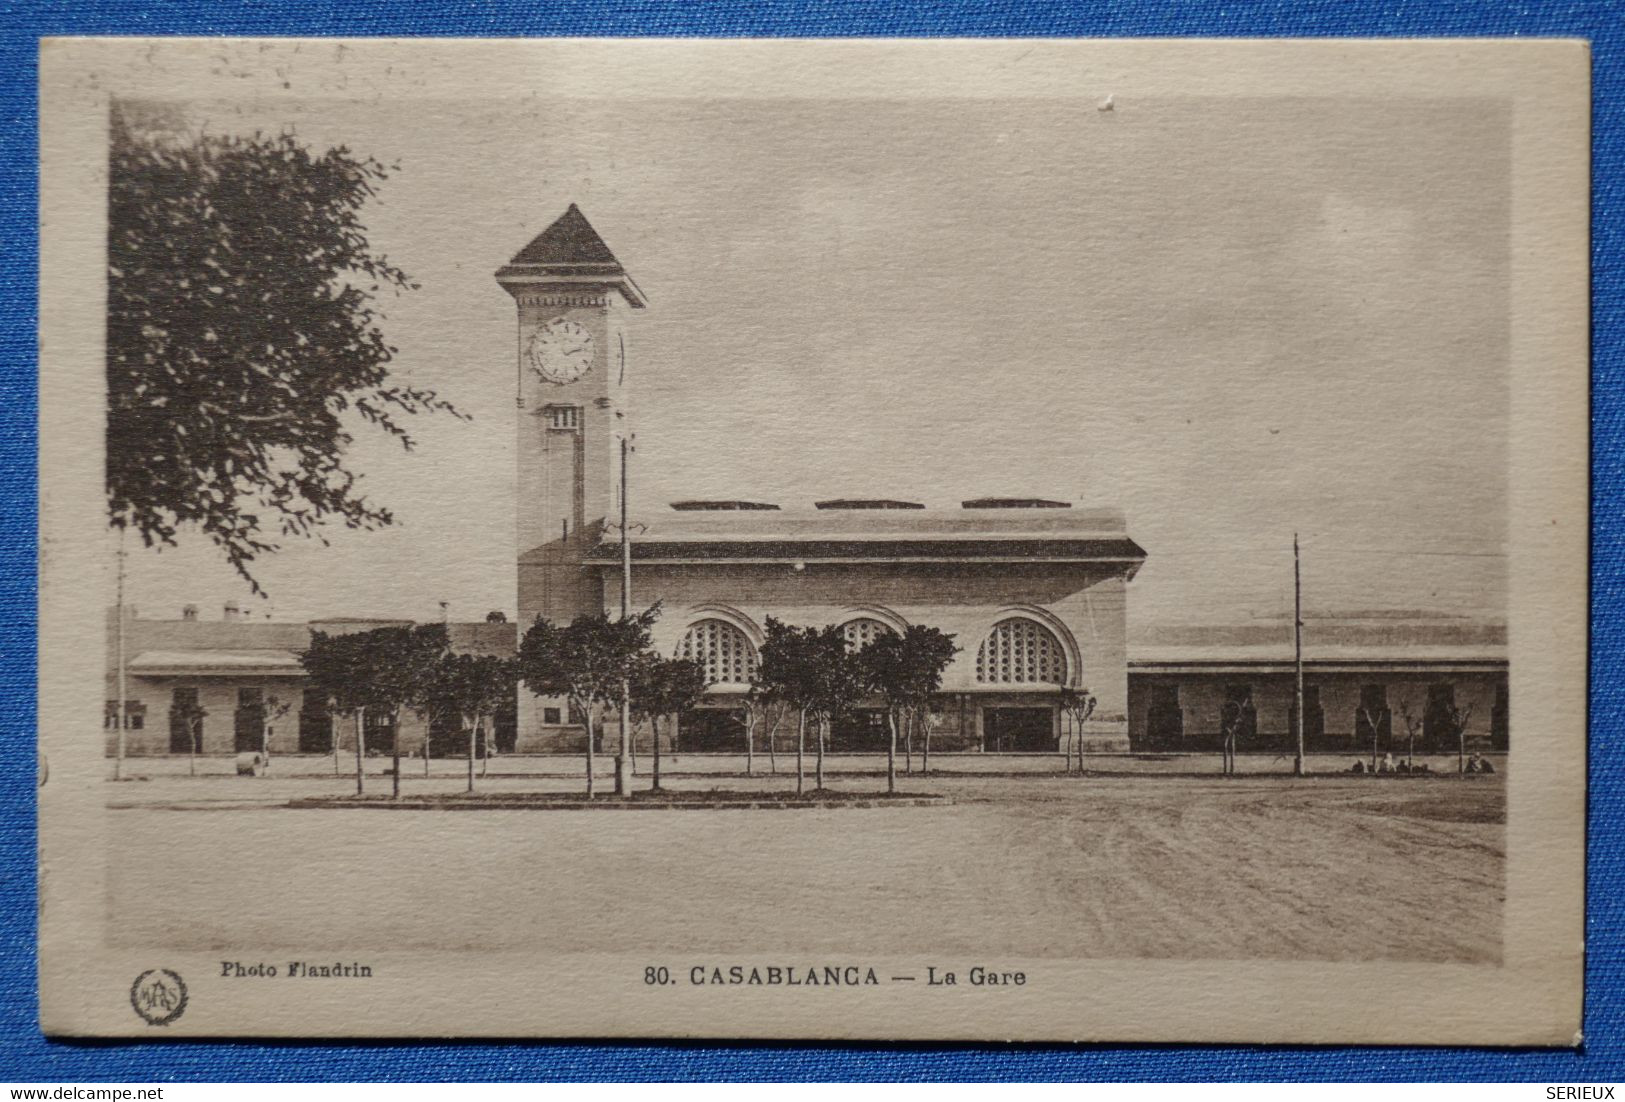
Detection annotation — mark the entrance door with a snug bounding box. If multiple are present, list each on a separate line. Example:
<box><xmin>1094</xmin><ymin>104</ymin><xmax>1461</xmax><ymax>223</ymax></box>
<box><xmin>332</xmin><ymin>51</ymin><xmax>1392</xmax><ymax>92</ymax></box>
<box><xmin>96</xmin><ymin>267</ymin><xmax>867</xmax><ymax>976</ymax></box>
<box><xmin>1146</xmin><ymin>683</ymin><xmax>1183</xmax><ymax>749</ymax></box>
<box><xmin>828</xmin><ymin>709</ymin><xmax>888</xmax><ymax>752</ymax></box>
<box><xmin>675</xmin><ymin>708</ymin><xmax>747</xmax><ymax>752</ymax></box>
<box><xmin>169</xmin><ymin>686</ymin><xmax>200</xmax><ymax>753</ymax></box>
<box><xmin>983</xmin><ymin>707</ymin><xmax>1055</xmax><ymax>753</ymax></box>
<box><xmin>298</xmin><ymin>688</ymin><xmax>331</xmax><ymax>753</ymax></box>
<box><xmin>234</xmin><ymin>687</ymin><xmax>265</xmax><ymax>753</ymax></box>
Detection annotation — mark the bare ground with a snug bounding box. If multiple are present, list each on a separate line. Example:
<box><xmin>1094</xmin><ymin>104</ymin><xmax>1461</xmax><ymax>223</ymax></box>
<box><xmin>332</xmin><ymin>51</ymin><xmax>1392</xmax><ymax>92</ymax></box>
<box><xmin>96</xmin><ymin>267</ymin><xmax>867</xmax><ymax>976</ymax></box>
<box><xmin>104</xmin><ymin>773</ymin><xmax>1503</xmax><ymax>963</ymax></box>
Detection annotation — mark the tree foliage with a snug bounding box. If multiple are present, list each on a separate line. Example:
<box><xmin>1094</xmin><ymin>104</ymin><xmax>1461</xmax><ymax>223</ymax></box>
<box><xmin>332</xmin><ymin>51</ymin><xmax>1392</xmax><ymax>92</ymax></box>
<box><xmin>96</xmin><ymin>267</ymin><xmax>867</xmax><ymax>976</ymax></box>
<box><xmin>517</xmin><ymin>609</ymin><xmax>659</xmax><ymax>718</ymax></box>
<box><xmin>758</xmin><ymin>619</ymin><xmax>874</xmax><ymax>791</ymax></box>
<box><xmin>298</xmin><ymin>629</ymin><xmax>375</xmax><ymax>717</ymax></box>
<box><xmin>107</xmin><ymin>103</ymin><xmax>463</xmax><ymax>594</ymax></box>
<box><xmin>629</xmin><ymin>654</ymin><xmax>710</xmax><ymax>732</ymax></box>
<box><xmin>299</xmin><ymin>622</ymin><xmax>448</xmax><ymax>794</ymax></box>
<box><xmin>629</xmin><ymin>653</ymin><xmax>710</xmax><ymax>790</ymax></box>
<box><xmin>862</xmin><ymin>624</ymin><xmax>958</xmax><ymax>791</ymax></box>
<box><xmin>516</xmin><ymin>607</ymin><xmax>660</xmax><ymax>795</ymax></box>
<box><xmin>864</xmin><ymin>626</ymin><xmax>958</xmax><ymax>719</ymax></box>
<box><xmin>424</xmin><ymin>652</ymin><xmax>517</xmax><ymax>731</ymax></box>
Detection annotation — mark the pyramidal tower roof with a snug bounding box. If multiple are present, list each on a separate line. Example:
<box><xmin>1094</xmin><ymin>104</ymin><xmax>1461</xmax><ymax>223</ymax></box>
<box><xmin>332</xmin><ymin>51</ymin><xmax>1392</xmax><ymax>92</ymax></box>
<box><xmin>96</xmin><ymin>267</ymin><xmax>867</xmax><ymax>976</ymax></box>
<box><xmin>510</xmin><ymin>203</ymin><xmax>622</xmax><ymax>267</ymax></box>
<box><xmin>496</xmin><ymin>204</ymin><xmax>647</xmax><ymax>306</ymax></box>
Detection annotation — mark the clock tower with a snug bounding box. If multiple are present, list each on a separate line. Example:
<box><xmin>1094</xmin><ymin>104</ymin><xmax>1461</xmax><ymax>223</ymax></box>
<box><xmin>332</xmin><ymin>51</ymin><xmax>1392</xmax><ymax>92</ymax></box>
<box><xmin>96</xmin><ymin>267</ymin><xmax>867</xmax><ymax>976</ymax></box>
<box><xmin>497</xmin><ymin>204</ymin><xmax>646</xmax><ymax>668</ymax></box>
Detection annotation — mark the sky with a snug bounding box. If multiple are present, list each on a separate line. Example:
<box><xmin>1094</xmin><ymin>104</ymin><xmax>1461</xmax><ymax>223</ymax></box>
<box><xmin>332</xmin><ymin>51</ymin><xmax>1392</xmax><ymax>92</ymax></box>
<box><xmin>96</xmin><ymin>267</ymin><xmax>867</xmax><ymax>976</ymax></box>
<box><xmin>117</xmin><ymin>93</ymin><xmax>1511</xmax><ymax>631</ymax></box>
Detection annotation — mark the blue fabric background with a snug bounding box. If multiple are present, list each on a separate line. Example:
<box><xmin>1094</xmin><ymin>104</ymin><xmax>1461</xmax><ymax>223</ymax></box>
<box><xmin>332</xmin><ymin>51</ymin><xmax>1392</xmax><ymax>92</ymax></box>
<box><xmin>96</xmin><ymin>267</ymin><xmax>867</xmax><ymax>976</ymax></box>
<box><xmin>0</xmin><ymin>0</ymin><xmax>1615</xmax><ymax>1082</ymax></box>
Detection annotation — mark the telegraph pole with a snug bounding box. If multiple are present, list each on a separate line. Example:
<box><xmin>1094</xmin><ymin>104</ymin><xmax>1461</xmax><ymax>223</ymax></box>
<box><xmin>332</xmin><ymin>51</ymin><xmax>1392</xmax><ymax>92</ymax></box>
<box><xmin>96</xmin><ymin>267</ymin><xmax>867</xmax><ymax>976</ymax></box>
<box><xmin>114</xmin><ymin>528</ymin><xmax>128</xmax><ymax>782</ymax></box>
<box><xmin>1293</xmin><ymin>533</ymin><xmax>1306</xmax><ymax>776</ymax></box>
<box><xmin>616</xmin><ymin>434</ymin><xmax>633</xmax><ymax>795</ymax></box>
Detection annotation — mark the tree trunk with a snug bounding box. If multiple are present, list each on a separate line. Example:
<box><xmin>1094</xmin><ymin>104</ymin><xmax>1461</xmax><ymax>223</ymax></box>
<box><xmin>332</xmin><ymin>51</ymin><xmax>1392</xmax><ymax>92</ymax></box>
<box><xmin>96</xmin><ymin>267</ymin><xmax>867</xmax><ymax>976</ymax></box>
<box><xmin>425</xmin><ymin>725</ymin><xmax>432</xmax><ymax>777</ymax></box>
<box><xmin>815</xmin><ymin>718</ymin><xmax>825</xmax><ymax>791</ymax></box>
<box><xmin>796</xmin><ymin>709</ymin><xmax>805</xmax><ymax>796</ymax></box>
<box><xmin>391</xmin><ymin>707</ymin><xmax>402</xmax><ymax>800</ymax></box>
<box><xmin>745</xmin><ymin>714</ymin><xmax>754</xmax><ymax>777</ymax></box>
<box><xmin>1408</xmin><ymin>733</ymin><xmax>1415</xmax><ymax>771</ymax></box>
<box><xmin>652</xmin><ymin>717</ymin><xmax>662</xmax><ymax>792</ymax></box>
<box><xmin>584</xmin><ymin>708</ymin><xmax>596</xmax><ymax>797</ymax></box>
<box><xmin>188</xmin><ymin>720</ymin><xmax>198</xmax><ymax>777</ymax></box>
<box><xmin>886</xmin><ymin>708</ymin><xmax>897</xmax><ymax>795</ymax></box>
<box><xmin>768</xmin><ymin>719</ymin><xmax>778</xmax><ymax>774</ymax></box>
<box><xmin>355</xmin><ymin>708</ymin><xmax>366</xmax><ymax>795</ymax></box>
<box><xmin>1458</xmin><ymin>727</ymin><xmax>1466</xmax><ymax>774</ymax></box>
<box><xmin>467</xmin><ymin>714</ymin><xmax>477</xmax><ymax>793</ymax></box>
<box><xmin>261</xmin><ymin>721</ymin><xmax>270</xmax><ymax>773</ymax></box>
<box><xmin>921</xmin><ymin>709</ymin><xmax>932</xmax><ymax>776</ymax></box>
<box><xmin>481</xmin><ymin>721</ymin><xmax>491</xmax><ymax>777</ymax></box>
<box><xmin>331</xmin><ymin>713</ymin><xmax>339</xmax><ymax>774</ymax></box>
<box><xmin>904</xmin><ymin>722</ymin><xmax>913</xmax><ymax>774</ymax></box>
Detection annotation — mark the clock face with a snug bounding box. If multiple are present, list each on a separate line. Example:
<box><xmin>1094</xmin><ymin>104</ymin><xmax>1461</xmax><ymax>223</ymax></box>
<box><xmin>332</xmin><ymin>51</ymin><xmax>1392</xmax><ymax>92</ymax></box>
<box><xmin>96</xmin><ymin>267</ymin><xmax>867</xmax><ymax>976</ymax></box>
<box><xmin>527</xmin><ymin>317</ymin><xmax>596</xmax><ymax>385</ymax></box>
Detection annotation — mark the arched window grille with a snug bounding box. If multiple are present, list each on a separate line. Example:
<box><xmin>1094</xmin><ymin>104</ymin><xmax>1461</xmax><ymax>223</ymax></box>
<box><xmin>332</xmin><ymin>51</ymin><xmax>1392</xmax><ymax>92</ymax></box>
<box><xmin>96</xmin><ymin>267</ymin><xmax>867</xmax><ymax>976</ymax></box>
<box><xmin>676</xmin><ymin>620</ymin><xmax>758</xmax><ymax>685</ymax></box>
<box><xmin>975</xmin><ymin>618</ymin><xmax>1067</xmax><ymax>685</ymax></box>
<box><xmin>840</xmin><ymin>617</ymin><xmax>895</xmax><ymax>652</ymax></box>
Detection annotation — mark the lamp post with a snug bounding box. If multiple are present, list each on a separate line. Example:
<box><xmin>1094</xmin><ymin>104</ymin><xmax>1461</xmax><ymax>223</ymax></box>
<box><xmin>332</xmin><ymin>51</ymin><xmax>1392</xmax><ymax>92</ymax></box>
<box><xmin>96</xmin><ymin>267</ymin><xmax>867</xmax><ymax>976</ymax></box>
<box><xmin>114</xmin><ymin>528</ymin><xmax>128</xmax><ymax>781</ymax></box>
<box><xmin>1294</xmin><ymin>533</ymin><xmax>1306</xmax><ymax>776</ymax></box>
<box><xmin>615</xmin><ymin>433</ymin><xmax>634</xmax><ymax>796</ymax></box>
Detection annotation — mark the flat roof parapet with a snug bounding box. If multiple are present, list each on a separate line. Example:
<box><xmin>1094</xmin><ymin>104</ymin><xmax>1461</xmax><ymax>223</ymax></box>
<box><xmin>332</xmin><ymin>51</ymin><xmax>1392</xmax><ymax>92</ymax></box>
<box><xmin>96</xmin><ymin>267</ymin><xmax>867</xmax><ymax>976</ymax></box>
<box><xmin>670</xmin><ymin>500</ymin><xmax>781</xmax><ymax>511</ymax></box>
<box><xmin>814</xmin><ymin>499</ymin><xmax>925</xmax><ymax>510</ymax></box>
<box><xmin>962</xmin><ymin>498</ymin><xmax>1072</xmax><ymax>509</ymax></box>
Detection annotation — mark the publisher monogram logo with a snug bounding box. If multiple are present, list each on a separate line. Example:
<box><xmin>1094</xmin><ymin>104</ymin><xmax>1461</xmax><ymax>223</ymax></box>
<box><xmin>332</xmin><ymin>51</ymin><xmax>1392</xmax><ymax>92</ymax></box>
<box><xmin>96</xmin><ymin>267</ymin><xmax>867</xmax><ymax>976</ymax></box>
<box><xmin>129</xmin><ymin>968</ymin><xmax>188</xmax><ymax>1026</ymax></box>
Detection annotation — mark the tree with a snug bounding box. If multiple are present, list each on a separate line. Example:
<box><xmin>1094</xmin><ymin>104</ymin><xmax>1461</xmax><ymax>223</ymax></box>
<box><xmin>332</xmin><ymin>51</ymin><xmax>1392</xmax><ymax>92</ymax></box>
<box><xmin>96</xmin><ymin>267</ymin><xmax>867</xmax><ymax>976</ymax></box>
<box><xmin>1447</xmin><ymin>701</ymin><xmax>1477</xmax><ymax>774</ymax></box>
<box><xmin>630</xmin><ymin>655</ymin><xmax>710</xmax><ymax>791</ymax></box>
<box><xmin>360</xmin><ymin>623</ymin><xmax>451</xmax><ymax>798</ymax></box>
<box><xmin>1219</xmin><ymin>700</ymin><xmax>1241</xmax><ymax>776</ymax></box>
<box><xmin>1358</xmin><ymin>702</ymin><xmax>1388</xmax><ymax>772</ymax></box>
<box><xmin>300</xmin><ymin>629</ymin><xmax>375</xmax><ymax>794</ymax></box>
<box><xmin>1395</xmin><ymin>696</ymin><xmax>1424</xmax><ymax>771</ymax></box>
<box><xmin>517</xmin><ymin>608</ymin><xmax>659</xmax><ymax>797</ymax></box>
<box><xmin>1058</xmin><ymin>686</ymin><xmax>1098</xmax><ymax>775</ymax></box>
<box><xmin>757</xmin><ymin>618</ymin><xmax>819</xmax><ymax>796</ymax></box>
<box><xmin>175</xmin><ymin>697</ymin><xmax>207</xmax><ymax>778</ymax></box>
<box><xmin>743</xmin><ymin>681</ymin><xmax>792</xmax><ymax>776</ymax></box>
<box><xmin>863</xmin><ymin>625</ymin><xmax>958</xmax><ymax>793</ymax></box>
<box><xmin>106</xmin><ymin>104</ymin><xmax>463</xmax><ymax>596</ymax></box>
<box><xmin>424</xmin><ymin>652</ymin><xmax>517</xmax><ymax>793</ymax></box>
<box><xmin>805</xmin><ymin>624</ymin><xmax>873</xmax><ymax>792</ymax></box>
<box><xmin>862</xmin><ymin>632</ymin><xmax>908</xmax><ymax>793</ymax></box>
<box><xmin>900</xmin><ymin>628</ymin><xmax>956</xmax><ymax>776</ymax></box>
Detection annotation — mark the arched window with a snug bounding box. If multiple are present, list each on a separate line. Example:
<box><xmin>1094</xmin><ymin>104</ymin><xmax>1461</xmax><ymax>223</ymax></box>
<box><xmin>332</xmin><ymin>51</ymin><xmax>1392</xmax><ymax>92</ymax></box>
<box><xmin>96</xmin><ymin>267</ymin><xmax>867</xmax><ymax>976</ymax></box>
<box><xmin>840</xmin><ymin>617</ymin><xmax>895</xmax><ymax>652</ymax></box>
<box><xmin>975</xmin><ymin>618</ymin><xmax>1067</xmax><ymax>685</ymax></box>
<box><xmin>676</xmin><ymin>620</ymin><xmax>758</xmax><ymax>685</ymax></box>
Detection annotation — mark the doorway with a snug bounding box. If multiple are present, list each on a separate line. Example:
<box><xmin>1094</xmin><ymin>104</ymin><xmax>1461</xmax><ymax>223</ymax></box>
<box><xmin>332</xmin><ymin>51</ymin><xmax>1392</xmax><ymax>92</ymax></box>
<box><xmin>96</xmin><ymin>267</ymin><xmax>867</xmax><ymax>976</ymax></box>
<box><xmin>983</xmin><ymin>707</ymin><xmax>1055</xmax><ymax>753</ymax></box>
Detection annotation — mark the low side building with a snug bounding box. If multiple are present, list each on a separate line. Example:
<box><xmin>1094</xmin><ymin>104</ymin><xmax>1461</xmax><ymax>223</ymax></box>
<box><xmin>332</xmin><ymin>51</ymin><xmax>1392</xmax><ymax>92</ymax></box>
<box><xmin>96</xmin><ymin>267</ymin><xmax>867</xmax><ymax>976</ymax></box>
<box><xmin>1126</xmin><ymin>616</ymin><xmax>1508</xmax><ymax>757</ymax></box>
<box><xmin>104</xmin><ymin>603</ymin><xmax>1507</xmax><ymax>761</ymax></box>
<box><xmin>104</xmin><ymin>607</ymin><xmax>517</xmax><ymax>758</ymax></box>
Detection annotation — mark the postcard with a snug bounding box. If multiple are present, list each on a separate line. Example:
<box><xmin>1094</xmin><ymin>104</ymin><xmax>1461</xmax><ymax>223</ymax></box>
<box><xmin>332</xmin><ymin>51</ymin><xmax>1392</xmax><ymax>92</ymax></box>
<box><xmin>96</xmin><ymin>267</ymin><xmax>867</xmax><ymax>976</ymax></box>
<box><xmin>37</xmin><ymin>36</ymin><xmax>1588</xmax><ymax>1042</ymax></box>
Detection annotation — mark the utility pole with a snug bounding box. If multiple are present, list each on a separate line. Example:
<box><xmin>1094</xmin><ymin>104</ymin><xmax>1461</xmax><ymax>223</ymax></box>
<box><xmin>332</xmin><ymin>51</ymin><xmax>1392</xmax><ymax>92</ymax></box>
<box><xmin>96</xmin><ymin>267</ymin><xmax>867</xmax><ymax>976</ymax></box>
<box><xmin>616</xmin><ymin>434</ymin><xmax>633</xmax><ymax>796</ymax></box>
<box><xmin>114</xmin><ymin>528</ymin><xmax>128</xmax><ymax>782</ymax></box>
<box><xmin>1294</xmin><ymin>533</ymin><xmax>1306</xmax><ymax>776</ymax></box>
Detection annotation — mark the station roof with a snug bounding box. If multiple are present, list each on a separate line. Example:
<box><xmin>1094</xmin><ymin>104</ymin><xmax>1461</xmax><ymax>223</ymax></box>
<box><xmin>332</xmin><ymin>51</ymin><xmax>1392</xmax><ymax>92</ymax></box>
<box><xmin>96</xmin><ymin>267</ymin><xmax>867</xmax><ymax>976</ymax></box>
<box><xmin>1128</xmin><ymin>616</ymin><xmax>1506</xmax><ymax>671</ymax></box>
<box><xmin>574</xmin><ymin>507</ymin><xmax>1146</xmax><ymax>570</ymax></box>
<box><xmin>127</xmin><ymin>649</ymin><xmax>306</xmax><ymax>677</ymax></box>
